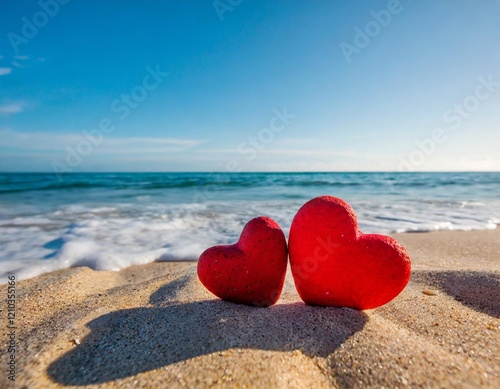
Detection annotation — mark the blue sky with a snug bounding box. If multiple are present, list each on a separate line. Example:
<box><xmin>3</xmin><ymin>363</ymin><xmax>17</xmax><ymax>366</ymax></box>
<box><xmin>0</xmin><ymin>0</ymin><xmax>499</xmax><ymax>172</ymax></box>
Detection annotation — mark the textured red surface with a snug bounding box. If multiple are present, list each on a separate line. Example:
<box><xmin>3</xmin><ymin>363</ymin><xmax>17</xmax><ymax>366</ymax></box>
<box><xmin>197</xmin><ymin>216</ymin><xmax>288</xmax><ymax>307</ymax></box>
<box><xmin>289</xmin><ymin>196</ymin><xmax>411</xmax><ymax>310</ymax></box>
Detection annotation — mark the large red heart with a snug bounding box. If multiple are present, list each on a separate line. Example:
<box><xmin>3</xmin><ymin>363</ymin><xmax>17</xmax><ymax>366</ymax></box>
<box><xmin>197</xmin><ymin>216</ymin><xmax>288</xmax><ymax>307</ymax></box>
<box><xmin>289</xmin><ymin>196</ymin><xmax>411</xmax><ymax>310</ymax></box>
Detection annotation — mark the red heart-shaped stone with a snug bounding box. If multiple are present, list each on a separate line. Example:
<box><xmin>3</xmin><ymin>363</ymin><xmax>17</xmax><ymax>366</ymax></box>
<box><xmin>289</xmin><ymin>196</ymin><xmax>411</xmax><ymax>310</ymax></box>
<box><xmin>197</xmin><ymin>216</ymin><xmax>288</xmax><ymax>307</ymax></box>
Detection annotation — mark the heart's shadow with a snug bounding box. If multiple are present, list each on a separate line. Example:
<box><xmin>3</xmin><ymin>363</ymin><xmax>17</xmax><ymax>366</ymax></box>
<box><xmin>47</xmin><ymin>277</ymin><xmax>368</xmax><ymax>385</ymax></box>
<box><xmin>412</xmin><ymin>270</ymin><xmax>500</xmax><ymax>318</ymax></box>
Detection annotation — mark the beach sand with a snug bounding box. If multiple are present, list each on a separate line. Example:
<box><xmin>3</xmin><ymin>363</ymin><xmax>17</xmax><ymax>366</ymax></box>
<box><xmin>2</xmin><ymin>229</ymin><xmax>499</xmax><ymax>388</ymax></box>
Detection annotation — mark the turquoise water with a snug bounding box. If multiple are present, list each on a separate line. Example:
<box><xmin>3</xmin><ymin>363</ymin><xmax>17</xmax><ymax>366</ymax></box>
<box><xmin>1</xmin><ymin>172</ymin><xmax>499</xmax><ymax>280</ymax></box>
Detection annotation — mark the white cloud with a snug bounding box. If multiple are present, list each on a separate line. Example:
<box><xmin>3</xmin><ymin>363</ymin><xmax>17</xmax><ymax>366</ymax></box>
<box><xmin>194</xmin><ymin>147</ymin><xmax>384</xmax><ymax>159</ymax></box>
<box><xmin>0</xmin><ymin>129</ymin><xmax>205</xmax><ymax>154</ymax></box>
<box><xmin>277</xmin><ymin>138</ymin><xmax>319</xmax><ymax>146</ymax></box>
<box><xmin>11</xmin><ymin>56</ymin><xmax>45</xmax><ymax>68</ymax></box>
<box><xmin>0</xmin><ymin>102</ymin><xmax>24</xmax><ymax>114</ymax></box>
<box><xmin>0</xmin><ymin>67</ymin><xmax>12</xmax><ymax>76</ymax></box>
<box><xmin>105</xmin><ymin>137</ymin><xmax>204</xmax><ymax>149</ymax></box>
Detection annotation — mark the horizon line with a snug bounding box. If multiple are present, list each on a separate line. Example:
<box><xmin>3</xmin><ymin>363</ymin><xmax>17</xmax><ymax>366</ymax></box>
<box><xmin>1</xmin><ymin>171</ymin><xmax>499</xmax><ymax>174</ymax></box>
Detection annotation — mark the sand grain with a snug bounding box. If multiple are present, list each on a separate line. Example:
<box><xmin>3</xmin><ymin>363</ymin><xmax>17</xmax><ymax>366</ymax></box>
<box><xmin>1</xmin><ymin>231</ymin><xmax>499</xmax><ymax>388</ymax></box>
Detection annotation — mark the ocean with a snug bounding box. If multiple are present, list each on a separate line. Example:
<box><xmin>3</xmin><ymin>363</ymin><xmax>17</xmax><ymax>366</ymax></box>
<box><xmin>1</xmin><ymin>172</ymin><xmax>499</xmax><ymax>281</ymax></box>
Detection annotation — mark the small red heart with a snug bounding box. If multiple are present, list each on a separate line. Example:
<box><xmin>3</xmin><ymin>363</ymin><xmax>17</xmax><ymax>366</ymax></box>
<box><xmin>289</xmin><ymin>196</ymin><xmax>411</xmax><ymax>310</ymax></box>
<box><xmin>197</xmin><ymin>216</ymin><xmax>288</xmax><ymax>307</ymax></box>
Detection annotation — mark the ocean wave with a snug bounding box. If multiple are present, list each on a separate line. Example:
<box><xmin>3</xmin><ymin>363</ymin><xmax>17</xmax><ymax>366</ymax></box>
<box><xmin>2</xmin><ymin>172</ymin><xmax>500</xmax><ymax>194</ymax></box>
<box><xmin>0</xmin><ymin>181</ymin><xmax>110</xmax><ymax>193</ymax></box>
<box><xmin>1</xmin><ymin>197</ymin><xmax>499</xmax><ymax>282</ymax></box>
<box><xmin>1</xmin><ymin>172</ymin><xmax>500</xmax><ymax>281</ymax></box>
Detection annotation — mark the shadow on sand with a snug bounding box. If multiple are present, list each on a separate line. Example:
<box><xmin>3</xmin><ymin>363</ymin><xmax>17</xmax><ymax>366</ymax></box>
<box><xmin>47</xmin><ymin>276</ymin><xmax>368</xmax><ymax>385</ymax></box>
<box><xmin>413</xmin><ymin>270</ymin><xmax>500</xmax><ymax>318</ymax></box>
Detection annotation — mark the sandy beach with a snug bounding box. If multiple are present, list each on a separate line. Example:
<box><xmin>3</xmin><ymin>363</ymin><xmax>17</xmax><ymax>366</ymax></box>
<box><xmin>2</xmin><ymin>0</ymin><xmax>499</xmax><ymax>386</ymax></box>
<box><xmin>2</xmin><ymin>229</ymin><xmax>499</xmax><ymax>388</ymax></box>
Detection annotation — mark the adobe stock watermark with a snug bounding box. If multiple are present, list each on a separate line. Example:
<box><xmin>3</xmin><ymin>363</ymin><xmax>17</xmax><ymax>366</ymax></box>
<box><xmin>51</xmin><ymin>65</ymin><xmax>168</xmax><ymax>181</ymax></box>
<box><xmin>399</xmin><ymin>75</ymin><xmax>500</xmax><ymax>171</ymax></box>
<box><xmin>213</xmin><ymin>0</ymin><xmax>243</xmax><ymax>21</ymax></box>
<box><xmin>192</xmin><ymin>106</ymin><xmax>296</xmax><ymax>203</ymax></box>
<box><xmin>8</xmin><ymin>0</ymin><xmax>71</xmax><ymax>54</ymax></box>
<box><xmin>237</xmin><ymin>107</ymin><xmax>296</xmax><ymax>162</ymax></box>
<box><xmin>291</xmin><ymin>235</ymin><xmax>340</xmax><ymax>284</ymax></box>
<box><xmin>339</xmin><ymin>0</ymin><xmax>412</xmax><ymax>64</ymax></box>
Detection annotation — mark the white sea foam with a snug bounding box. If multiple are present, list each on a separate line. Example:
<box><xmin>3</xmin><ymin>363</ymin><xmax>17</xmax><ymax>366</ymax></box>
<box><xmin>1</xmin><ymin>197</ymin><xmax>499</xmax><ymax>282</ymax></box>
